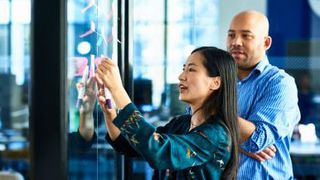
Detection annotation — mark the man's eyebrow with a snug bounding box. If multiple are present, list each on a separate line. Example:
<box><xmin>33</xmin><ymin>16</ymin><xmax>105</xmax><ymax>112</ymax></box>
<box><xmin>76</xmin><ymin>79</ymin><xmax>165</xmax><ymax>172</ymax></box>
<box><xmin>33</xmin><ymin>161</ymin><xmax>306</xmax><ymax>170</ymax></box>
<box><xmin>228</xmin><ymin>29</ymin><xmax>253</xmax><ymax>34</ymax></box>
<box><xmin>240</xmin><ymin>30</ymin><xmax>253</xmax><ymax>34</ymax></box>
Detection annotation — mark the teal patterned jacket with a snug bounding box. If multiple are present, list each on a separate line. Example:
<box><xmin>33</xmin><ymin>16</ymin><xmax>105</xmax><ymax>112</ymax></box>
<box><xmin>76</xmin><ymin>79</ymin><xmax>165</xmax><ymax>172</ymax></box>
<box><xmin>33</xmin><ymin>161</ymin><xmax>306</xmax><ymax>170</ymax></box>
<box><xmin>106</xmin><ymin>103</ymin><xmax>232</xmax><ymax>179</ymax></box>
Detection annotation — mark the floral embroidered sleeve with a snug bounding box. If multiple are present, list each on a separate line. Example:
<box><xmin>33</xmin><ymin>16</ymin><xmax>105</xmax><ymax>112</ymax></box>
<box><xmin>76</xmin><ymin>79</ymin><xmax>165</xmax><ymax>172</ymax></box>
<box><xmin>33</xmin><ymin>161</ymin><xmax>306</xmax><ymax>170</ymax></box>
<box><xmin>105</xmin><ymin>132</ymin><xmax>141</xmax><ymax>157</ymax></box>
<box><xmin>112</xmin><ymin>103</ymin><xmax>230</xmax><ymax>170</ymax></box>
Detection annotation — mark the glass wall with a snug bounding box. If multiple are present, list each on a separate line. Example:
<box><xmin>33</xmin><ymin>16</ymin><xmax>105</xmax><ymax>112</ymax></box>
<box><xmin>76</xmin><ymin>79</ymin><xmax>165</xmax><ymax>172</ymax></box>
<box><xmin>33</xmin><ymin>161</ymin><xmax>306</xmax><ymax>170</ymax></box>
<box><xmin>67</xmin><ymin>0</ymin><xmax>117</xmax><ymax>179</ymax></box>
<box><xmin>0</xmin><ymin>0</ymin><xmax>30</xmax><ymax>179</ymax></box>
<box><xmin>132</xmin><ymin>0</ymin><xmax>219</xmax><ymax>117</ymax></box>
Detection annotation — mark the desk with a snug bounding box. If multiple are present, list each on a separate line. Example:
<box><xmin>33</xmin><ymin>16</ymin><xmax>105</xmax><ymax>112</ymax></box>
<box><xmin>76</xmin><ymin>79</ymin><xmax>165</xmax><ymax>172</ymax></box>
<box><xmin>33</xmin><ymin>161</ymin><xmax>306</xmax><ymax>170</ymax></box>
<box><xmin>290</xmin><ymin>140</ymin><xmax>320</xmax><ymax>177</ymax></box>
<box><xmin>291</xmin><ymin>140</ymin><xmax>320</xmax><ymax>156</ymax></box>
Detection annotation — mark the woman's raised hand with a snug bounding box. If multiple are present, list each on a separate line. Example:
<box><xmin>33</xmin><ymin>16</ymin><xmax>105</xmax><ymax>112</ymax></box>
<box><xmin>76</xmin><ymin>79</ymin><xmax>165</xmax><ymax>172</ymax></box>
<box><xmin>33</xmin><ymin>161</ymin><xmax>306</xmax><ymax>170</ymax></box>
<box><xmin>96</xmin><ymin>57</ymin><xmax>123</xmax><ymax>92</ymax></box>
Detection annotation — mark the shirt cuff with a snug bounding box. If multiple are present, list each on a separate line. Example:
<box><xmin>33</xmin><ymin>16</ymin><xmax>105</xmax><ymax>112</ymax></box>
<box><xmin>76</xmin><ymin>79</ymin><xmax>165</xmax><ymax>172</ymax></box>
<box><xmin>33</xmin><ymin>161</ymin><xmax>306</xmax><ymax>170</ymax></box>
<box><xmin>113</xmin><ymin>103</ymin><xmax>137</xmax><ymax>128</ymax></box>
<box><xmin>240</xmin><ymin>123</ymin><xmax>262</xmax><ymax>153</ymax></box>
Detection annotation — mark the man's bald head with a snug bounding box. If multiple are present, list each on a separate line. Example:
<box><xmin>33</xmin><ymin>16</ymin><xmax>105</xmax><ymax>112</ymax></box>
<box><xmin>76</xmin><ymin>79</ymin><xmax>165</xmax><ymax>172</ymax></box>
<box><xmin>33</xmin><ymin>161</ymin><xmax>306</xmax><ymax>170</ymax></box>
<box><xmin>231</xmin><ymin>10</ymin><xmax>270</xmax><ymax>37</ymax></box>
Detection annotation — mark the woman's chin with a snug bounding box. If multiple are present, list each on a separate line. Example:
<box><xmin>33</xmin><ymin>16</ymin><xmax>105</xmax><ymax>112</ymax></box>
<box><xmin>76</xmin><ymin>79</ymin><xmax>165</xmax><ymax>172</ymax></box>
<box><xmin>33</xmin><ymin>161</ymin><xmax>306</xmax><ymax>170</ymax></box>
<box><xmin>179</xmin><ymin>96</ymin><xmax>189</xmax><ymax>103</ymax></box>
<box><xmin>179</xmin><ymin>95</ymin><xmax>185</xmax><ymax>101</ymax></box>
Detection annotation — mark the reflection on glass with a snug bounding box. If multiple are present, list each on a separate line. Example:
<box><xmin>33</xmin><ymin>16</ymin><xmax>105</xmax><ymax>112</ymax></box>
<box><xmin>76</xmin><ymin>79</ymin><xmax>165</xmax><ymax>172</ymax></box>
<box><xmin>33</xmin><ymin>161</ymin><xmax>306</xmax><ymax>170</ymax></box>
<box><xmin>67</xmin><ymin>0</ymin><xmax>117</xmax><ymax>179</ymax></box>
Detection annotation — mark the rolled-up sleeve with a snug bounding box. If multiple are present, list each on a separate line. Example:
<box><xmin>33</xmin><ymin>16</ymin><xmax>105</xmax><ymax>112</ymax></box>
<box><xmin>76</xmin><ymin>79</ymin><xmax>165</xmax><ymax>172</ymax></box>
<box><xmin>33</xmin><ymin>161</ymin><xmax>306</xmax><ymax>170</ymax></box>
<box><xmin>240</xmin><ymin>74</ymin><xmax>300</xmax><ymax>153</ymax></box>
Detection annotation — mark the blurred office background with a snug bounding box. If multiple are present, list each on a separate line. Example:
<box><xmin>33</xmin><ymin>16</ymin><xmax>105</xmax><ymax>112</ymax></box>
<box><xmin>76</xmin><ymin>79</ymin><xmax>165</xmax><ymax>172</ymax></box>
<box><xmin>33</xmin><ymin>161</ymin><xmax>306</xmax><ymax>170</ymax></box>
<box><xmin>0</xmin><ymin>0</ymin><xmax>319</xmax><ymax>179</ymax></box>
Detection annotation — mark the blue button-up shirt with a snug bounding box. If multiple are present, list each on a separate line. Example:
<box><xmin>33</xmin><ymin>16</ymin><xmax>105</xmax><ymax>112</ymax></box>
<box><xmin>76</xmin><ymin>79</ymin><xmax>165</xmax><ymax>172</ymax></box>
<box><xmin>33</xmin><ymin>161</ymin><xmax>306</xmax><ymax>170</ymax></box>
<box><xmin>237</xmin><ymin>57</ymin><xmax>300</xmax><ymax>180</ymax></box>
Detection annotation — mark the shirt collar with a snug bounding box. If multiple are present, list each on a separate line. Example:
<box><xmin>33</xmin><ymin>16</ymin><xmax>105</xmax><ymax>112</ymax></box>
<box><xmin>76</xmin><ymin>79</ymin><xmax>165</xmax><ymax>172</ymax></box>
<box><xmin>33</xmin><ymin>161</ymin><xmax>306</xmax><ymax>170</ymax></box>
<box><xmin>238</xmin><ymin>56</ymin><xmax>269</xmax><ymax>82</ymax></box>
<box><xmin>253</xmin><ymin>56</ymin><xmax>269</xmax><ymax>74</ymax></box>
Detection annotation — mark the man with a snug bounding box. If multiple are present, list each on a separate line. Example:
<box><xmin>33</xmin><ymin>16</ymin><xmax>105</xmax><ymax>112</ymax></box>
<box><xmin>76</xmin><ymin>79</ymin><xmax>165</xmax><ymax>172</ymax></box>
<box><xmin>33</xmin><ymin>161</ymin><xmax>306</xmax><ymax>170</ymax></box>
<box><xmin>227</xmin><ymin>10</ymin><xmax>300</xmax><ymax>179</ymax></box>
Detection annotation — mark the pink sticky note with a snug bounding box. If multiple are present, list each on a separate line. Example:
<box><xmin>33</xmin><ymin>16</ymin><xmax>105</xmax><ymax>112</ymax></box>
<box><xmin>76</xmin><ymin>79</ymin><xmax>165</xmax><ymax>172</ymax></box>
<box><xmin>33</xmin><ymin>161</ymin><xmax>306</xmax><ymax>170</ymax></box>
<box><xmin>70</xmin><ymin>57</ymin><xmax>88</xmax><ymax>76</ymax></box>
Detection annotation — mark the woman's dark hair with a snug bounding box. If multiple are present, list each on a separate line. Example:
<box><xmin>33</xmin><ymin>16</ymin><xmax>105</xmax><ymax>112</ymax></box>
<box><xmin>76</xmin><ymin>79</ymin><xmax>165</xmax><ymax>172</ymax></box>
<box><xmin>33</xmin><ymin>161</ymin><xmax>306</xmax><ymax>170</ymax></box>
<box><xmin>191</xmin><ymin>46</ymin><xmax>239</xmax><ymax>180</ymax></box>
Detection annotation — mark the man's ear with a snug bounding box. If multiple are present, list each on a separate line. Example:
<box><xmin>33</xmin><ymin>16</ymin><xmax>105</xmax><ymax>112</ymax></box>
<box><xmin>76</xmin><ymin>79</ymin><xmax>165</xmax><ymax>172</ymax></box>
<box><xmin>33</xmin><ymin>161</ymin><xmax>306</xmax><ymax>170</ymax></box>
<box><xmin>264</xmin><ymin>36</ymin><xmax>272</xmax><ymax>50</ymax></box>
<box><xmin>210</xmin><ymin>76</ymin><xmax>221</xmax><ymax>91</ymax></box>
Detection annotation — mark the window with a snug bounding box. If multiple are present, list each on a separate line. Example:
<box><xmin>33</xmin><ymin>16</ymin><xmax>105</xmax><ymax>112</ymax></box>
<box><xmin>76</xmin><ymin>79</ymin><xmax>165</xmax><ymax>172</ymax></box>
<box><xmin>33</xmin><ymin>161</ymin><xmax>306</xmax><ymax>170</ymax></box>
<box><xmin>0</xmin><ymin>0</ymin><xmax>30</xmax><ymax>179</ymax></box>
<box><xmin>67</xmin><ymin>0</ymin><xmax>117</xmax><ymax>179</ymax></box>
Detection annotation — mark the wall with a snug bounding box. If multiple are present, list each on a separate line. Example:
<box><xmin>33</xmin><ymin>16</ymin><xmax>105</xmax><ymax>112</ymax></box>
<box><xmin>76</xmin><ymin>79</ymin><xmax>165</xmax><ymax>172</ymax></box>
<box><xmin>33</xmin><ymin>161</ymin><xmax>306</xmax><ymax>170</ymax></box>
<box><xmin>218</xmin><ymin>0</ymin><xmax>267</xmax><ymax>49</ymax></box>
<box><xmin>267</xmin><ymin>0</ymin><xmax>320</xmax><ymax>89</ymax></box>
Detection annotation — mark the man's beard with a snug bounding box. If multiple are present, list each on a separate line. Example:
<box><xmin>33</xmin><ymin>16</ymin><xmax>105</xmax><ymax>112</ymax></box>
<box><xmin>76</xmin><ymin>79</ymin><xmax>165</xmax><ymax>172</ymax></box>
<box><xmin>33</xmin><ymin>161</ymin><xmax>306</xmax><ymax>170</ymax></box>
<box><xmin>236</xmin><ymin>62</ymin><xmax>257</xmax><ymax>71</ymax></box>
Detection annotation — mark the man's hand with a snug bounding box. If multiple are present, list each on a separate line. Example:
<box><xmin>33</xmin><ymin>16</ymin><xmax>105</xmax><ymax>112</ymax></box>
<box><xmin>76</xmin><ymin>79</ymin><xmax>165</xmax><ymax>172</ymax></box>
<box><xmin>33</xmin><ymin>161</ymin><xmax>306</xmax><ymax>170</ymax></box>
<box><xmin>240</xmin><ymin>145</ymin><xmax>277</xmax><ymax>162</ymax></box>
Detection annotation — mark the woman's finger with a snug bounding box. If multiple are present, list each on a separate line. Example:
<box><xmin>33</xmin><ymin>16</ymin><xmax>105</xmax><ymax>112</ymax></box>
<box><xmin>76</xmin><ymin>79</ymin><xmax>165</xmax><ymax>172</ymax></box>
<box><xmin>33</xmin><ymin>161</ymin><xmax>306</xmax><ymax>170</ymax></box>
<box><xmin>100</xmin><ymin>58</ymin><xmax>115</xmax><ymax>71</ymax></box>
<box><xmin>99</xmin><ymin>59</ymin><xmax>110</xmax><ymax>71</ymax></box>
<box><xmin>98</xmin><ymin>96</ymin><xmax>107</xmax><ymax>111</ymax></box>
<box><xmin>95</xmin><ymin>74</ymin><xmax>104</xmax><ymax>86</ymax></box>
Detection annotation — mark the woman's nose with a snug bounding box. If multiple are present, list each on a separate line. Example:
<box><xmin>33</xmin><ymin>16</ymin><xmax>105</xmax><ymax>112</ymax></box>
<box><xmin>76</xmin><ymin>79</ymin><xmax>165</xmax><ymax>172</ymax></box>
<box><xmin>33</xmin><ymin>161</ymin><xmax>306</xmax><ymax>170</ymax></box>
<box><xmin>178</xmin><ymin>72</ymin><xmax>186</xmax><ymax>81</ymax></box>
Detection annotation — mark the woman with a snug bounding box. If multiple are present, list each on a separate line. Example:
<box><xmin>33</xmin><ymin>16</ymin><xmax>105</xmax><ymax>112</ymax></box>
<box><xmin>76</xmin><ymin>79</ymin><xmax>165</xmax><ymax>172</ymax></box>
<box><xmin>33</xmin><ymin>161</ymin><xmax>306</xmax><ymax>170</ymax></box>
<box><xmin>96</xmin><ymin>46</ymin><xmax>239</xmax><ymax>179</ymax></box>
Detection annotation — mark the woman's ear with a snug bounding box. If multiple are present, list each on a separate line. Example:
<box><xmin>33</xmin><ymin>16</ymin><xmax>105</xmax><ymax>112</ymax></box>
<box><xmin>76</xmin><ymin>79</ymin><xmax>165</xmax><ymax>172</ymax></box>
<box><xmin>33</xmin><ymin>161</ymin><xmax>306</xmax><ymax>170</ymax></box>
<box><xmin>210</xmin><ymin>76</ymin><xmax>221</xmax><ymax>90</ymax></box>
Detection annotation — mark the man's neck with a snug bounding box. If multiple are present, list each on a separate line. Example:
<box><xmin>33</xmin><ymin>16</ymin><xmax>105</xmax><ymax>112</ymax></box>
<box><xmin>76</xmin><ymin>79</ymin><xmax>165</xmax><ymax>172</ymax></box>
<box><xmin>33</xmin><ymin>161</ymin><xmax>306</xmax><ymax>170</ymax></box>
<box><xmin>237</xmin><ymin>62</ymin><xmax>260</xmax><ymax>80</ymax></box>
<box><xmin>237</xmin><ymin>68</ymin><xmax>252</xmax><ymax>80</ymax></box>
